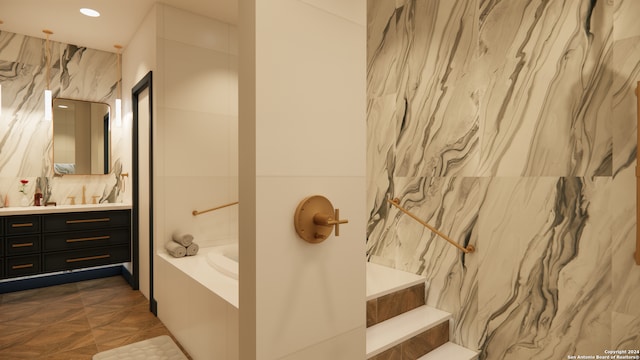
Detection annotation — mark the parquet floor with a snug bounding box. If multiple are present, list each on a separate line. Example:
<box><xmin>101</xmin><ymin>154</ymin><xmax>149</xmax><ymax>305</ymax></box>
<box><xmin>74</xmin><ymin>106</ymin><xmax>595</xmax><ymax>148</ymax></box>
<box><xmin>0</xmin><ymin>275</ymin><xmax>190</xmax><ymax>359</ymax></box>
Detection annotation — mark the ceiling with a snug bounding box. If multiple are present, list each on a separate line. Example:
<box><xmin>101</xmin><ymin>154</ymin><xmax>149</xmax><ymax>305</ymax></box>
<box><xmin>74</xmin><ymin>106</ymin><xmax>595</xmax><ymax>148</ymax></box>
<box><xmin>0</xmin><ymin>0</ymin><xmax>237</xmax><ymax>53</ymax></box>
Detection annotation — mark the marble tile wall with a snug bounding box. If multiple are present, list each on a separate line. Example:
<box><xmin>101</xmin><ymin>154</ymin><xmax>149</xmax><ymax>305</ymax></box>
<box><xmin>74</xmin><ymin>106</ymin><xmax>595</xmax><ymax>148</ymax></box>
<box><xmin>366</xmin><ymin>0</ymin><xmax>640</xmax><ymax>358</ymax></box>
<box><xmin>0</xmin><ymin>31</ymin><xmax>126</xmax><ymax>207</ymax></box>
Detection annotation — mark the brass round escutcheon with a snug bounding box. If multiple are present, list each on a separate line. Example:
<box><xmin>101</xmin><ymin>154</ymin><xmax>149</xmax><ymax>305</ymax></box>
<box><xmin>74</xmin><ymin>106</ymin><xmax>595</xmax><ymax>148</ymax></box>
<box><xmin>294</xmin><ymin>195</ymin><xmax>348</xmax><ymax>243</ymax></box>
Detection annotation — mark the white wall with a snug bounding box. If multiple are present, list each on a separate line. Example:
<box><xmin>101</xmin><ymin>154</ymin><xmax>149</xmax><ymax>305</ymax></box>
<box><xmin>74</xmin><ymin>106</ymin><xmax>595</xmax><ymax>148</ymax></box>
<box><xmin>121</xmin><ymin>4</ymin><xmax>157</xmax><ymax>299</ymax></box>
<box><xmin>239</xmin><ymin>1</ymin><xmax>367</xmax><ymax>359</ymax></box>
<box><xmin>154</xmin><ymin>4</ymin><xmax>239</xmax><ymax>255</ymax></box>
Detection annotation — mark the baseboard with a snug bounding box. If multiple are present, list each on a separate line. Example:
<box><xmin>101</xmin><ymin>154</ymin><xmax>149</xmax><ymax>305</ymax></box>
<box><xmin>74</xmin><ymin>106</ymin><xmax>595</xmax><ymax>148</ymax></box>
<box><xmin>150</xmin><ymin>298</ymin><xmax>158</xmax><ymax>316</ymax></box>
<box><xmin>121</xmin><ymin>266</ymin><xmax>136</xmax><ymax>289</ymax></box>
<box><xmin>0</xmin><ymin>265</ymin><xmax>126</xmax><ymax>294</ymax></box>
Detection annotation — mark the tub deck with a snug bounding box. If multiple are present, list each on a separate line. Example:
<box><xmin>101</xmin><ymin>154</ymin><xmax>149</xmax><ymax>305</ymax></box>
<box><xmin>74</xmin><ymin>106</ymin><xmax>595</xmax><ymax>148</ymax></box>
<box><xmin>158</xmin><ymin>246</ymin><xmax>239</xmax><ymax>308</ymax></box>
<box><xmin>159</xmin><ymin>249</ymin><xmax>423</xmax><ymax>310</ymax></box>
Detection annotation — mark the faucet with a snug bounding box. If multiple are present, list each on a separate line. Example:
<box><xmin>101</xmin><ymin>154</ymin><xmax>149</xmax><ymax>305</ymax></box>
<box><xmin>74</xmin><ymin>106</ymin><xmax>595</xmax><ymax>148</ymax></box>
<box><xmin>82</xmin><ymin>185</ymin><xmax>86</xmax><ymax>205</ymax></box>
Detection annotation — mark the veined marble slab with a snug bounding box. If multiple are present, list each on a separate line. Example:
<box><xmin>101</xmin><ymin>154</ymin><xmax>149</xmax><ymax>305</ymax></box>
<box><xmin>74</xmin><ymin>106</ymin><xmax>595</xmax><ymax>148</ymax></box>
<box><xmin>367</xmin><ymin>0</ymin><xmax>640</xmax><ymax>358</ymax></box>
<box><xmin>0</xmin><ymin>31</ymin><xmax>127</xmax><ymax>207</ymax></box>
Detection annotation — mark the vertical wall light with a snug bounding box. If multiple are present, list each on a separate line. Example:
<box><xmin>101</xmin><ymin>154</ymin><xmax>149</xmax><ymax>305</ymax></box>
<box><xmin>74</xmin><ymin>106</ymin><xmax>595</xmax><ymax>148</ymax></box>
<box><xmin>114</xmin><ymin>44</ymin><xmax>123</xmax><ymax>127</ymax></box>
<box><xmin>43</xmin><ymin>29</ymin><xmax>53</xmax><ymax>121</ymax></box>
<box><xmin>0</xmin><ymin>20</ymin><xmax>3</xmax><ymax>117</ymax></box>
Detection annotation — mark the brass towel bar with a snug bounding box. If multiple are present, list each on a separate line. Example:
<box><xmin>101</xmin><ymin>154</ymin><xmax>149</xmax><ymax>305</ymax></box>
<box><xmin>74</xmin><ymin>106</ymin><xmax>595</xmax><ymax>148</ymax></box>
<box><xmin>192</xmin><ymin>201</ymin><xmax>239</xmax><ymax>216</ymax></box>
<box><xmin>387</xmin><ymin>198</ymin><xmax>475</xmax><ymax>254</ymax></box>
<box><xmin>636</xmin><ymin>81</ymin><xmax>640</xmax><ymax>265</ymax></box>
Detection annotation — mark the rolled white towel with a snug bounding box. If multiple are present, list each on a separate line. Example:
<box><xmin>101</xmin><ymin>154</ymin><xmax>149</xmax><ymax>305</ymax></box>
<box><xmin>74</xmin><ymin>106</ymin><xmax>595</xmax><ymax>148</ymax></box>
<box><xmin>186</xmin><ymin>242</ymin><xmax>199</xmax><ymax>256</ymax></box>
<box><xmin>165</xmin><ymin>241</ymin><xmax>187</xmax><ymax>258</ymax></box>
<box><xmin>172</xmin><ymin>232</ymin><xmax>194</xmax><ymax>247</ymax></box>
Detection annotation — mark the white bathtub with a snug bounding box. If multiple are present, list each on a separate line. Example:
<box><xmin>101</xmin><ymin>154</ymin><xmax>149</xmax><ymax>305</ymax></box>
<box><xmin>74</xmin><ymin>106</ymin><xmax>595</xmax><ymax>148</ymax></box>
<box><xmin>156</xmin><ymin>243</ymin><xmax>240</xmax><ymax>359</ymax></box>
<box><xmin>158</xmin><ymin>243</ymin><xmax>239</xmax><ymax>308</ymax></box>
<box><xmin>205</xmin><ymin>243</ymin><xmax>239</xmax><ymax>280</ymax></box>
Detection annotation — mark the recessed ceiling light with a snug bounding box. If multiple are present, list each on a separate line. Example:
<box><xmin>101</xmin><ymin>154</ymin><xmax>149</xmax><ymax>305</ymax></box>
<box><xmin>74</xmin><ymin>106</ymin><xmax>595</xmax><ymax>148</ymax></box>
<box><xmin>80</xmin><ymin>8</ymin><xmax>100</xmax><ymax>17</ymax></box>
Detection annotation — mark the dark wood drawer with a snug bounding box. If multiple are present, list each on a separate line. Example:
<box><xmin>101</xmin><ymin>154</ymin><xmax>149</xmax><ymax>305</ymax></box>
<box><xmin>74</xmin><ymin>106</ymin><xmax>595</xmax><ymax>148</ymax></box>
<box><xmin>6</xmin><ymin>235</ymin><xmax>41</xmax><ymax>256</ymax></box>
<box><xmin>0</xmin><ymin>220</ymin><xmax>3</xmax><ymax>235</ymax></box>
<box><xmin>43</xmin><ymin>210</ymin><xmax>130</xmax><ymax>233</ymax></box>
<box><xmin>0</xmin><ymin>258</ymin><xmax>4</xmax><ymax>279</ymax></box>
<box><xmin>6</xmin><ymin>254</ymin><xmax>41</xmax><ymax>278</ymax></box>
<box><xmin>6</xmin><ymin>215</ymin><xmax>41</xmax><ymax>235</ymax></box>
<box><xmin>0</xmin><ymin>238</ymin><xmax>3</xmax><ymax>257</ymax></box>
<box><xmin>43</xmin><ymin>228</ymin><xmax>130</xmax><ymax>252</ymax></box>
<box><xmin>43</xmin><ymin>245</ymin><xmax>130</xmax><ymax>272</ymax></box>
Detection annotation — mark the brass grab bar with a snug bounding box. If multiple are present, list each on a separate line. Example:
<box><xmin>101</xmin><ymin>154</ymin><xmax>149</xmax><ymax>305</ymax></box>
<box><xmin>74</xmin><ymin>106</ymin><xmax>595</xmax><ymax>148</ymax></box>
<box><xmin>192</xmin><ymin>201</ymin><xmax>239</xmax><ymax>216</ymax></box>
<box><xmin>387</xmin><ymin>198</ymin><xmax>475</xmax><ymax>254</ymax></box>
<box><xmin>636</xmin><ymin>81</ymin><xmax>640</xmax><ymax>265</ymax></box>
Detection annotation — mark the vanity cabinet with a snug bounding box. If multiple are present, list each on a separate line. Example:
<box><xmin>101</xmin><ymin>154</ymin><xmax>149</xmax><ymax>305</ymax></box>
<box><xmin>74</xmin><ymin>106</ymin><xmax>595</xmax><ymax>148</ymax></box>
<box><xmin>4</xmin><ymin>215</ymin><xmax>42</xmax><ymax>278</ymax></box>
<box><xmin>1</xmin><ymin>209</ymin><xmax>131</xmax><ymax>280</ymax></box>
<box><xmin>42</xmin><ymin>211</ymin><xmax>131</xmax><ymax>272</ymax></box>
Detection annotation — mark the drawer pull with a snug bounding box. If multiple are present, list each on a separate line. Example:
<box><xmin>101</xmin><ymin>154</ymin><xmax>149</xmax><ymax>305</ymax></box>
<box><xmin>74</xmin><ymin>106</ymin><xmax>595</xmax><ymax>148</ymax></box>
<box><xmin>66</xmin><ymin>218</ymin><xmax>111</xmax><ymax>224</ymax></box>
<box><xmin>66</xmin><ymin>254</ymin><xmax>111</xmax><ymax>263</ymax></box>
<box><xmin>12</xmin><ymin>242</ymin><xmax>34</xmax><ymax>248</ymax></box>
<box><xmin>66</xmin><ymin>235</ymin><xmax>111</xmax><ymax>243</ymax></box>
<box><xmin>12</xmin><ymin>263</ymin><xmax>34</xmax><ymax>270</ymax></box>
<box><xmin>12</xmin><ymin>223</ymin><xmax>34</xmax><ymax>228</ymax></box>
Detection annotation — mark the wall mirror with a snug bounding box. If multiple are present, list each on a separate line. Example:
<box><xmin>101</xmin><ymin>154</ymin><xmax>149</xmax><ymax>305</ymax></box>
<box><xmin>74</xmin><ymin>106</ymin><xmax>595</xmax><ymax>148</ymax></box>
<box><xmin>53</xmin><ymin>98</ymin><xmax>110</xmax><ymax>175</ymax></box>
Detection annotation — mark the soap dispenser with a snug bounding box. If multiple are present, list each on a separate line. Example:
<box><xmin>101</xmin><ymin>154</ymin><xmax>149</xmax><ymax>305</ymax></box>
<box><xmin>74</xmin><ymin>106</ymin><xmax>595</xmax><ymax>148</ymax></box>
<box><xmin>34</xmin><ymin>188</ymin><xmax>43</xmax><ymax>206</ymax></box>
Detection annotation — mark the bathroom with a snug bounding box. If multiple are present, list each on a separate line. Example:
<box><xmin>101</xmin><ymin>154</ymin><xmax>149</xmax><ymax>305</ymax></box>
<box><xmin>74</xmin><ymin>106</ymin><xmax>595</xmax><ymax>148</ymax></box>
<box><xmin>2</xmin><ymin>0</ymin><xmax>640</xmax><ymax>359</ymax></box>
<box><xmin>1</xmin><ymin>1</ymin><xmax>365</xmax><ymax>359</ymax></box>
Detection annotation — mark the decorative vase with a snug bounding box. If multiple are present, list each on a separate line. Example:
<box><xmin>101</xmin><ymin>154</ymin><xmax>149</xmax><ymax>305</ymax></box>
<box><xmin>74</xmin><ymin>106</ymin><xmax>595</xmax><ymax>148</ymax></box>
<box><xmin>20</xmin><ymin>193</ymin><xmax>29</xmax><ymax>207</ymax></box>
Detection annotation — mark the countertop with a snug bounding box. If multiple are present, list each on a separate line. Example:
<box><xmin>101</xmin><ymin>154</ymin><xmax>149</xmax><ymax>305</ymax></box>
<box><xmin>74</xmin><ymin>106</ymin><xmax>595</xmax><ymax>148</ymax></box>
<box><xmin>0</xmin><ymin>203</ymin><xmax>132</xmax><ymax>216</ymax></box>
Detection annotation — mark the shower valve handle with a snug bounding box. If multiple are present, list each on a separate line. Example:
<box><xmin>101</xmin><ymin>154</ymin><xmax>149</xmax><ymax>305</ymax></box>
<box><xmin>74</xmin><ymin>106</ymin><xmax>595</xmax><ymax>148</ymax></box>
<box><xmin>294</xmin><ymin>195</ymin><xmax>349</xmax><ymax>243</ymax></box>
<box><xmin>313</xmin><ymin>209</ymin><xmax>348</xmax><ymax>236</ymax></box>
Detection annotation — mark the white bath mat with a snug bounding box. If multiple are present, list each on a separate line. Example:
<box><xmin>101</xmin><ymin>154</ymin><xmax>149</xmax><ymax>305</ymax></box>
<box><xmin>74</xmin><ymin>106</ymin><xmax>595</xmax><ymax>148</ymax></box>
<box><xmin>93</xmin><ymin>335</ymin><xmax>188</xmax><ymax>360</ymax></box>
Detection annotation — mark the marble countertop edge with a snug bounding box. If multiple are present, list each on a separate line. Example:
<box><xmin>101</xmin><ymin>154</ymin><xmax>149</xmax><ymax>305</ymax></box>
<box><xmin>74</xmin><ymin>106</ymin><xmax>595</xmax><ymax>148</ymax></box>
<box><xmin>0</xmin><ymin>203</ymin><xmax>132</xmax><ymax>215</ymax></box>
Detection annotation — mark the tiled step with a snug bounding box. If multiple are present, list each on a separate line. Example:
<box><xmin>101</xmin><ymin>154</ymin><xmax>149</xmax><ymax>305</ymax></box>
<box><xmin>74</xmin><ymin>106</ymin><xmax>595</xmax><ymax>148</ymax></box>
<box><xmin>366</xmin><ymin>262</ymin><xmax>427</xmax><ymax>327</ymax></box>
<box><xmin>417</xmin><ymin>342</ymin><xmax>479</xmax><ymax>360</ymax></box>
<box><xmin>366</xmin><ymin>262</ymin><xmax>425</xmax><ymax>300</ymax></box>
<box><xmin>367</xmin><ymin>281</ymin><xmax>426</xmax><ymax>327</ymax></box>
<box><xmin>366</xmin><ymin>305</ymin><xmax>451</xmax><ymax>359</ymax></box>
<box><xmin>365</xmin><ymin>262</ymin><xmax>477</xmax><ymax>359</ymax></box>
